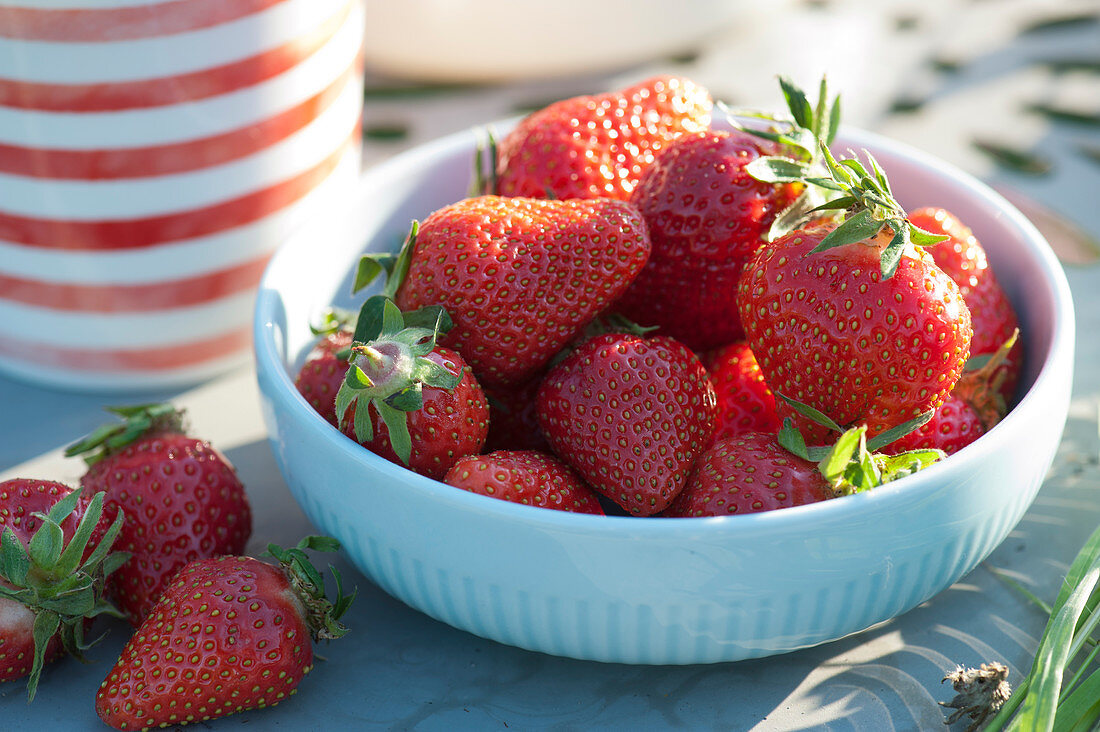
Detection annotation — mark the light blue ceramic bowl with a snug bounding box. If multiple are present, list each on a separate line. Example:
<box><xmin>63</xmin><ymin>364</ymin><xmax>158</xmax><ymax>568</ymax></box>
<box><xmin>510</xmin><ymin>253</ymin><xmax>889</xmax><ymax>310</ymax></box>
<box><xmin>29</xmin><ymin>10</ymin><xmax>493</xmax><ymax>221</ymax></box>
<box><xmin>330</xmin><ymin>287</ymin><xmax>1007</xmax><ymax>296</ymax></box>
<box><xmin>254</xmin><ymin>121</ymin><xmax>1075</xmax><ymax>665</ymax></box>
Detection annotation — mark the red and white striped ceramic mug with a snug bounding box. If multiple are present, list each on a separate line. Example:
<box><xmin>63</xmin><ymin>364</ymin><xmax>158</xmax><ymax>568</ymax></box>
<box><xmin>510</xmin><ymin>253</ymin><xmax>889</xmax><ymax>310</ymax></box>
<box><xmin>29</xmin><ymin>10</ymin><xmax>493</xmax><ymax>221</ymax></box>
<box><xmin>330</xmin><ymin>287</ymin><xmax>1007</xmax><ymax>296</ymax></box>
<box><xmin>0</xmin><ymin>0</ymin><xmax>364</xmax><ymax>391</ymax></box>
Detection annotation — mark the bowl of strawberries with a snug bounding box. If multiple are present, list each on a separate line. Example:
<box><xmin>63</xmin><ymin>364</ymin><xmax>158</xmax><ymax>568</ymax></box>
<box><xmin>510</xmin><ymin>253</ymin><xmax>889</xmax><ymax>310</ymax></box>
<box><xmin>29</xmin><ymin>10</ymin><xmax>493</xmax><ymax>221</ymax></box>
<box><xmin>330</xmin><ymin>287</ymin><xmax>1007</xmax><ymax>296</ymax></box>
<box><xmin>254</xmin><ymin>76</ymin><xmax>1074</xmax><ymax>664</ymax></box>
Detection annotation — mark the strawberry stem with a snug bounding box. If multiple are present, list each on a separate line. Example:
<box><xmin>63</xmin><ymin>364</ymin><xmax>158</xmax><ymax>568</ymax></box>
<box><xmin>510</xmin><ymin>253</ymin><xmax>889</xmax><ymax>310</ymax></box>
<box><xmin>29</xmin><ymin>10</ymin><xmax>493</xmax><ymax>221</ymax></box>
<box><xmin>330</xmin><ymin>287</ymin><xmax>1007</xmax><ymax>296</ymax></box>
<box><xmin>265</xmin><ymin>536</ymin><xmax>356</xmax><ymax>643</ymax></box>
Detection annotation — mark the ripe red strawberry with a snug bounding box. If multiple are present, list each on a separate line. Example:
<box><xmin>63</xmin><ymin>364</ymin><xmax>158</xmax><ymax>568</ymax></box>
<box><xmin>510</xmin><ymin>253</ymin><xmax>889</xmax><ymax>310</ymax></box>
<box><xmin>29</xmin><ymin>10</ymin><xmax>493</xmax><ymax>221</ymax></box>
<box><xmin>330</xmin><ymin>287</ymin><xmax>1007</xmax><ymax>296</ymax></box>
<box><xmin>704</xmin><ymin>341</ymin><xmax>781</xmax><ymax>441</ymax></box>
<box><xmin>66</xmin><ymin>404</ymin><xmax>252</xmax><ymax>626</ymax></box>
<box><xmin>444</xmin><ymin>450</ymin><xmax>605</xmax><ymax>514</ymax></box>
<box><xmin>737</xmin><ymin>148</ymin><xmax>973</xmax><ymax>444</ymax></box>
<box><xmin>361</xmin><ymin>195</ymin><xmax>652</xmax><ymax>388</ymax></box>
<box><xmin>536</xmin><ymin>333</ymin><xmax>716</xmax><ymax>516</ymax></box>
<box><xmin>495</xmin><ymin>75</ymin><xmax>712</xmax><ymax>201</ymax></box>
<box><xmin>0</xmin><ymin>480</ymin><xmax>124</xmax><ymax>699</ymax></box>
<box><xmin>881</xmin><ymin>393</ymin><xmax>984</xmax><ymax>456</ymax></box>
<box><xmin>908</xmin><ymin>206</ymin><xmax>1022</xmax><ymax>400</ymax></box>
<box><xmin>96</xmin><ymin>536</ymin><xmax>355</xmax><ymax>730</ymax></box>
<box><xmin>664</xmin><ymin>417</ymin><xmax>946</xmax><ymax>518</ymax></box>
<box><xmin>883</xmin><ymin>330</ymin><xmax>1018</xmax><ymax>455</ymax></box>
<box><xmin>295</xmin><ymin>329</ymin><xmax>353</xmax><ymax>427</ymax></box>
<box><xmin>336</xmin><ymin>297</ymin><xmax>489</xmax><ymax>479</ymax></box>
<box><xmin>613</xmin><ymin>129</ymin><xmax>805</xmax><ymax>349</ymax></box>
<box><xmin>662</xmin><ymin>433</ymin><xmax>833</xmax><ymax>517</ymax></box>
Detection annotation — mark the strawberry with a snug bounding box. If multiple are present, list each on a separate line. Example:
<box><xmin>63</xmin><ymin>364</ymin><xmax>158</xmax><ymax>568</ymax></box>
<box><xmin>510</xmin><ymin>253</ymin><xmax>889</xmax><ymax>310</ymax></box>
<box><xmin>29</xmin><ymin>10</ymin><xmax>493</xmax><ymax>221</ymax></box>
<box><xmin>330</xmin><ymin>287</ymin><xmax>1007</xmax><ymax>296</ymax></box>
<box><xmin>536</xmin><ymin>333</ymin><xmax>716</xmax><ymax>516</ymax></box>
<box><xmin>336</xmin><ymin>297</ymin><xmax>489</xmax><ymax>479</ymax></box>
<box><xmin>737</xmin><ymin>150</ymin><xmax>973</xmax><ymax>444</ymax></box>
<box><xmin>664</xmin><ymin>417</ymin><xmax>945</xmax><ymax>518</ymax></box>
<box><xmin>295</xmin><ymin>311</ymin><xmax>355</xmax><ymax>427</ymax></box>
<box><xmin>662</xmin><ymin>433</ymin><xmax>833</xmax><ymax>517</ymax></box>
<box><xmin>0</xmin><ymin>480</ymin><xmax>124</xmax><ymax>699</ymax></box>
<box><xmin>883</xmin><ymin>330</ymin><xmax>1018</xmax><ymax>455</ymax></box>
<box><xmin>357</xmin><ymin>195</ymin><xmax>652</xmax><ymax>387</ymax></box>
<box><xmin>908</xmin><ymin>206</ymin><xmax>1022</xmax><ymax>401</ymax></box>
<box><xmin>444</xmin><ymin>450</ymin><xmax>605</xmax><ymax>514</ymax></box>
<box><xmin>704</xmin><ymin>342</ymin><xmax>782</xmax><ymax>440</ymax></box>
<box><xmin>66</xmin><ymin>404</ymin><xmax>252</xmax><ymax>626</ymax></box>
<box><xmin>494</xmin><ymin>75</ymin><xmax>712</xmax><ymax>201</ymax></box>
<box><xmin>614</xmin><ymin>130</ymin><xmax>803</xmax><ymax>349</ymax></box>
<box><xmin>96</xmin><ymin>536</ymin><xmax>355</xmax><ymax>730</ymax></box>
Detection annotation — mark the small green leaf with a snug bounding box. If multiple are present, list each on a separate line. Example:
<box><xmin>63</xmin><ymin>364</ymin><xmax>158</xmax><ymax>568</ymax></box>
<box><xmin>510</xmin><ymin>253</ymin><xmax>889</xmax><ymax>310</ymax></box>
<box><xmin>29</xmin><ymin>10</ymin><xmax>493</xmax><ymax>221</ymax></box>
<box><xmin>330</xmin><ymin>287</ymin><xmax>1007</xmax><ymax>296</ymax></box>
<box><xmin>352</xmin><ymin>254</ymin><xmax>395</xmax><ymax>294</ymax></box>
<box><xmin>26</xmin><ymin>610</ymin><xmax>61</xmax><ymax>701</ymax></box>
<box><xmin>908</xmin><ymin>222</ymin><xmax>950</xmax><ymax>247</ymax></box>
<box><xmin>343</xmin><ymin>363</ymin><xmax>375</xmax><ymax>390</ymax></box>
<box><xmin>28</xmin><ymin>517</ymin><xmax>64</xmax><ymax>571</ymax></box>
<box><xmin>375</xmin><ymin>402</ymin><xmax>412</xmax><ymax>465</ymax></box>
<box><xmin>1</xmin><ymin>527</ymin><xmax>29</xmax><ymax>586</ymax></box>
<box><xmin>776</xmin><ymin>393</ymin><xmax>844</xmax><ymax>433</ymax></box>
<box><xmin>819</xmin><ymin>427</ymin><xmax>863</xmax><ymax>482</ymax></box>
<box><xmin>779</xmin><ymin>76</ymin><xmax>813</xmax><ymax>130</ymax></box>
<box><xmin>380</xmin><ymin>299</ymin><xmax>405</xmax><ymax>338</ymax></box>
<box><xmin>879</xmin><ymin>224</ymin><xmax>910</xmax><ymax>280</ymax></box>
<box><xmin>776</xmin><ymin>418</ymin><xmax>811</xmax><ymax>460</ymax></box>
<box><xmin>385</xmin><ymin>384</ymin><xmax>424</xmax><ymax>413</ymax></box>
<box><xmin>351</xmin><ymin>295</ymin><xmax>391</xmax><ymax>344</ymax></box>
<box><xmin>812</xmin><ymin>209</ymin><xmax>883</xmax><ymax>252</ymax></box>
<box><xmin>866</xmin><ymin>409</ymin><xmax>936</xmax><ymax>451</ymax></box>
<box><xmin>80</xmin><ymin>508</ymin><xmax>124</xmax><ymax>575</ymax></box>
<box><xmin>413</xmin><ymin>358</ymin><xmax>462</xmax><ymax>391</ymax></box>
<box><xmin>809</xmin><ymin>195</ymin><xmax>858</xmax><ymax>213</ymax></box>
<box><xmin>298</xmin><ymin>535</ymin><xmax>341</xmax><ymax>553</ymax></box>
<box><xmin>57</xmin><ymin>490</ymin><xmax>103</xmax><ymax>578</ymax></box>
<box><xmin>827</xmin><ymin>96</ymin><xmax>842</xmax><ymax>145</ymax></box>
<box><xmin>101</xmin><ymin>551</ymin><xmax>131</xmax><ymax>579</ymax></box>
<box><xmin>383</xmin><ymin>221</ymin><xmax>419</xmax><ymax>301</ymax></box>
<box><xmin>334</xmin><ymin>381</ymin><xmax>359</xmax><ymax>431</ymax></box>
<box><xmin>403</xmin><ymin>305</ymin><xmax>454</xmax><ymax>336</ymax></box>
<box><xmin>746</xmin><ymin>156</ymin><xmax>811</xmax><ymax>183</ymax></box>
<box><xmin>352</xmin><ymin>397</ymin><xmax>376</xmax><ymax>444</ymax></box>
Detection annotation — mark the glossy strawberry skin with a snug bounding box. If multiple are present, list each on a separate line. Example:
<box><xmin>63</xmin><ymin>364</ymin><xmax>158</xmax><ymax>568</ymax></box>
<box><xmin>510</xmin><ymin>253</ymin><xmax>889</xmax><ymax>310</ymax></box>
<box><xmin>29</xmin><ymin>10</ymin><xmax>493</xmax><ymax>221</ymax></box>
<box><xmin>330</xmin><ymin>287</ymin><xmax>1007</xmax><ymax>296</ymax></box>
<box><xmin>663</xmin><ymin>433</ymin><xmax>833</xmax><ymax>517</ymax></box>
<box><xmin>295</xmin><ymin>330</ymin><xmax>352</xmax><ymax>427</ymax></box>
<box><xmin>497</xmin><ymin>75</ymin><xmax>712</xmax><ymax>201</ymax></box>
<box><xmin>737</xmin><ymin>222</ymin><xmax>973</xmax><ymax>443</ymax></box>
<box><xmin>615</xmin><ymin>130</ymin><xmax>804</xmax><ymax>350</ymax></box>
<box><xmin>342</xmin><ymin>346</ymin><xmax>489</xmax><ymax>480</ymax></box>
<box><xmin>394</xmin><ymin>195</ymin><xmax>651</xmax><ymax>387</ymax></box>
<box><xmin>0</xmin><ymin>479</ymin><xmax>99</xmax><ymax>683</ymax></box>
<box><xmin>80</xmin><ymin>434</ymin><xmax>252</xmax><ymax>626</ymax></box>
<box><xmin>908</xmin><ymin>207</ymin><xmax>1022</xmax><ymax>400</ymax></box>
<box><xmin>536</xmin><ymin>333</ymin><xmax>716</xmax><ymax>516</ymax></box>
<box><xmin>882</xmin><ymin>393</ymin><xmax>984</xmax><ymax>455</ymax></box>
<box><xmin>704</xmin><ymin>342</ymin><xmax>782</xmax><ymax>441</ymax></box>
<box><xmin>96</xmin><ymin>556</ymin><xmax>312</xmax><ymax>730</ymax></box>
<box><xmin>444</xmin><ymin>450</ymin><xmax>605</xmax><ymax>515</ymax></box>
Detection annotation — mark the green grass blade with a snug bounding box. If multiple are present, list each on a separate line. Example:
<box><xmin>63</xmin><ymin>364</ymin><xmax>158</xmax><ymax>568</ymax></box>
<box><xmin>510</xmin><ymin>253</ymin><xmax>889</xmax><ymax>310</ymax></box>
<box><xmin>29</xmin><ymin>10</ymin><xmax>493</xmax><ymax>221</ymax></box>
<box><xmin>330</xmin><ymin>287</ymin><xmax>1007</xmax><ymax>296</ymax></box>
<box><xmin>1010</xmin><ymin>566</ymin><xmax>1100</xmax><ymax>731</ymax></box>
<box><xmin>1053</xmin><ymin>668</ymin><xmax>1100</xmax><ymax>732</ymax></box>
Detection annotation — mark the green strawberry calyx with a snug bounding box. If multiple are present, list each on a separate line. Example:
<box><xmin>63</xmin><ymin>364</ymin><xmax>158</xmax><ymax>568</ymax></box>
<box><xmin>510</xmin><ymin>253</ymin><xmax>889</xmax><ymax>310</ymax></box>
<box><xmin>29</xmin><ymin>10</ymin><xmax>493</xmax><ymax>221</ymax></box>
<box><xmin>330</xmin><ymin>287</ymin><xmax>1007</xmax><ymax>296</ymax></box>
<box><xmin>351</xmin><ymin>221</ymin><xmax>418</xmax><ymax>301</ymax></box>
<box><xmin>335</xmin><ymin>295</ymin><xmax>460</xmax><ymax>465</ymax></box>
<box><xmin>0</xmin><ymin>488</ymin><xmax>128</xmax><ymax>701</ymax></box>
<box><xmin>726</xmin><ymin>75</ymin><xmax>843</xmax><ymax>241</ymax></box>
<box><xmin>265</xmin><ymin>536</ymin><xmax>356</xmax><ymax>643</ymax></box>
<box><xmin>64</xmin><ymin>403</ymin><xmax>184</xmax><ymax>467</ymax></box>
<box><xmin>800</xmin><ymin>143</ymin><xmax>950</xmax><ymax>279</ymax></box>
<box><xmin>775</xmin><ymin>395</ymin><xmax>946</xmax><ymax>496</ymax></box>
<box><xmin>956</xmin><ymin>328</ymin><xmax>1020</xmax><ymax>430</ymax></box>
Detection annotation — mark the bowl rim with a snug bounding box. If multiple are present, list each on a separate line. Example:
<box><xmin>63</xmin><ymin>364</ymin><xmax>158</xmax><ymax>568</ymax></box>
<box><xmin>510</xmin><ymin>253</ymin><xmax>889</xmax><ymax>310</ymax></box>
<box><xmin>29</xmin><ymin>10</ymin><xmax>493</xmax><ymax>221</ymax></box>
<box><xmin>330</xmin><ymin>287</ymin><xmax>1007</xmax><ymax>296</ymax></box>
<box><xmin>254</xmin><ymin>120</ymin><xmax>1076</xmax><ymax>537</ymax></box>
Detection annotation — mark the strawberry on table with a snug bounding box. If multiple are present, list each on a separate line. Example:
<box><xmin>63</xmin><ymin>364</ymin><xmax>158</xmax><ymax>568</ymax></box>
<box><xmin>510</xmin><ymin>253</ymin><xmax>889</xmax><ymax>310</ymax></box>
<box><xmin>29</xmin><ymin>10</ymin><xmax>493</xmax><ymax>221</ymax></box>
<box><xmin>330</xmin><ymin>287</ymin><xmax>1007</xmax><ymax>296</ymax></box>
<box><xmin>65</xmin><ymin>404</ymin><xmax>252</xmax><ymax>626</ymax></box>
<box><xmin>358</xmin><ymin>195</ymin><xmax>652</xmax><ymax>388</ymax></box>
<box><xmin>908</xmin><ymin>206</ymin><xmax>1023</xmax><ymax>401</ymax></box>
<box><xmin>444</xmin><ymin>450</ymin><xmax>605</xmax><ymax>514</ymax></box>
<box><xmin>495</xmin><ymin>75</ymin><xmax>712</xmax><ymax>201</ymax></box>
<box><xmin>0</xmin><ymin>480</ymin><xmax>125</xmax><ymax>699</ymax></box>
<box><xmin>96</xmin><ymin>536</ymin><xmax>355</xmax><ymax>731</ymax></box>
<box><xmin>737</xmin><ymin>149</ymin><xmax>973</xmax><ymax>444</ymax></box>
<box><xmin>704</xmin><ymin>342</ymin><xmax>782</xmax><ymax>440</ymax></box>
<box><xmin>336</xmin><ymin>297</ymin><xmax>489</xmax><ymax>480</ymax></box>
<box><xmin>536</xmin><ymin>332</ymin><xmax>716</xmax><ymax>516</ymax></box>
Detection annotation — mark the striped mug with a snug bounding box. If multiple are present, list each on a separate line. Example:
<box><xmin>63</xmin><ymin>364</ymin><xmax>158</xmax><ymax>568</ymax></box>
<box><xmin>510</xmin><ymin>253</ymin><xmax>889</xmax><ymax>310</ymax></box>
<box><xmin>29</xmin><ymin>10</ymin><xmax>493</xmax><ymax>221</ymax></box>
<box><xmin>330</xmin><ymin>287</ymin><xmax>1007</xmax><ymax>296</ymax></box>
<box><xmin>0</xmin><ymin>0</ymin><xmax>364</xmax><ymax>391</ymax></box>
